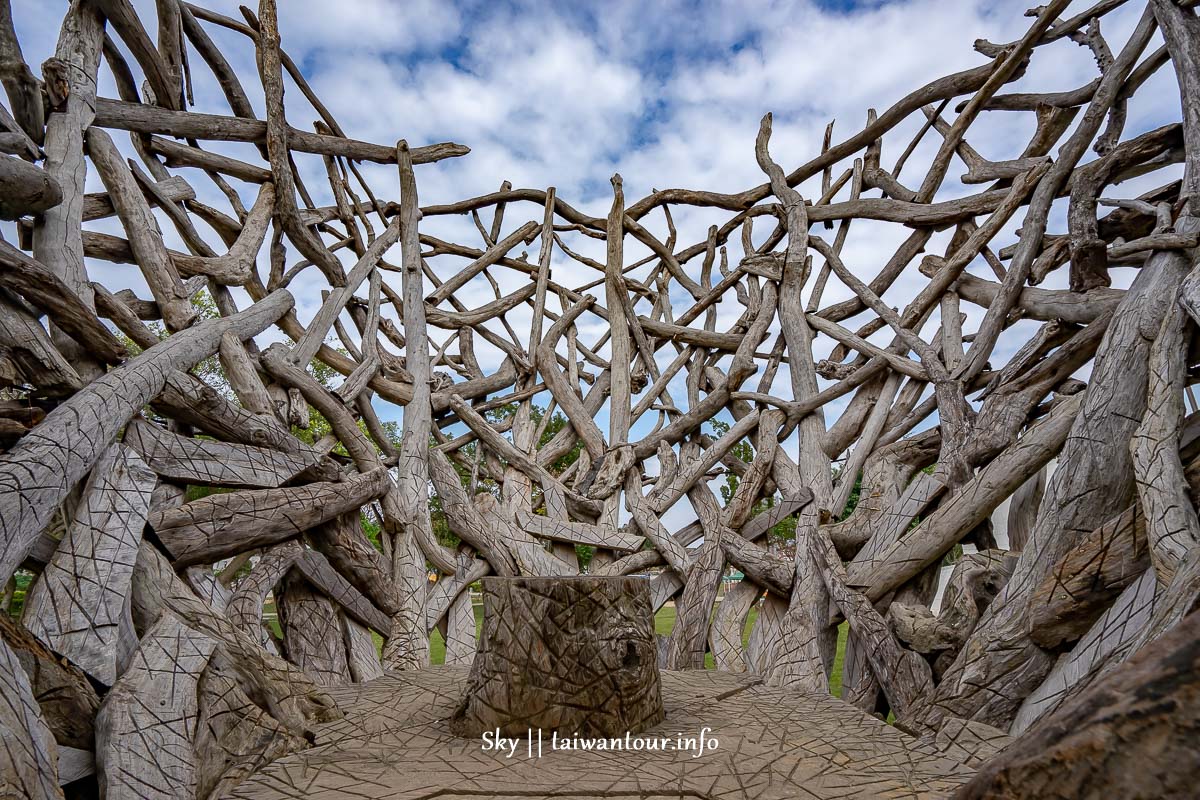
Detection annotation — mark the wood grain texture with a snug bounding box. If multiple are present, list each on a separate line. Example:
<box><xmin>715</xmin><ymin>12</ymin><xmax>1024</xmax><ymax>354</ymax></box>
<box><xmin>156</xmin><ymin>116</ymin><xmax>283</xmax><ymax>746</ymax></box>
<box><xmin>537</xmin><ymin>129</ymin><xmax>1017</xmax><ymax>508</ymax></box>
<box><xmin>0</xmin><ymin>0</ymin><xmax>1195</xmax><ymax>787</ymax></box>
<box><xmin>23</xmin><ymin>443</ymin><xmax>155</xmax><ymax>685</ymax></box>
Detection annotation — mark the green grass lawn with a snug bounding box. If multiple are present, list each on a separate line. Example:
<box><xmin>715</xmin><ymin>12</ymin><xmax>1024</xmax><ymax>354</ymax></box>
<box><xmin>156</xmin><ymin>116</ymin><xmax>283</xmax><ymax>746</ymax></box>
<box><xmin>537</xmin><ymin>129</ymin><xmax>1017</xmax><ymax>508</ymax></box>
<box><xmin>421</xmin><ymin>603</ymin><xmax>851</xmax><ymax>697</ymax></box>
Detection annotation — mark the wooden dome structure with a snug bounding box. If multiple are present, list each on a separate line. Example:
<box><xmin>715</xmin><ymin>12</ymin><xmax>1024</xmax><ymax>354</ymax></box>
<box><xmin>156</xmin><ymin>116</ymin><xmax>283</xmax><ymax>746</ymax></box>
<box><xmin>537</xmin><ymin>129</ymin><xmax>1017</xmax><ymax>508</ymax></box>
<box><xmin>1</xmin><ymin>1</ymin><xmax>1198</xmax><ymax>797</ymax></box>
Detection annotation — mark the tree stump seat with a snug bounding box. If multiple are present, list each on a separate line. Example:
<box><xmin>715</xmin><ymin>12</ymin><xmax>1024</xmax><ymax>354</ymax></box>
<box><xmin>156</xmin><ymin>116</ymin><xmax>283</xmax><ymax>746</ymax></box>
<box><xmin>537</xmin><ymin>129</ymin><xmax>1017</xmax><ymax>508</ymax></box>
<box><xmin>449</xmin><ymin>576</ymin><xmax>665</xmax><ymax>738</ymax></box>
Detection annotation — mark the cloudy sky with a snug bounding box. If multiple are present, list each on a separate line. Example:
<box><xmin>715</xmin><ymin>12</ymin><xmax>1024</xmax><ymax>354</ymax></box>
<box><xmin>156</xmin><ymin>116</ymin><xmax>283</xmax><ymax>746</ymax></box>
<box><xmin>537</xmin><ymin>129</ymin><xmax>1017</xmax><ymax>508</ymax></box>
<box><xmin>5</xmin><ymin>1</ymin><xmax>1183</xmax><ymax>524</ymax></box>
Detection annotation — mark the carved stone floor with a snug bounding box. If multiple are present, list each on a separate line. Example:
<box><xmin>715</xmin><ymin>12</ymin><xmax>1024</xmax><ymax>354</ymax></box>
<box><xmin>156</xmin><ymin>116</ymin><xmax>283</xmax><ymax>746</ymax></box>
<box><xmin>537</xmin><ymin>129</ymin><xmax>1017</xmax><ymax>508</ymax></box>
<box><xmin>224</xmin><ymin>667</ymin><xmax>976</xmax><ymax>800</ymax></box>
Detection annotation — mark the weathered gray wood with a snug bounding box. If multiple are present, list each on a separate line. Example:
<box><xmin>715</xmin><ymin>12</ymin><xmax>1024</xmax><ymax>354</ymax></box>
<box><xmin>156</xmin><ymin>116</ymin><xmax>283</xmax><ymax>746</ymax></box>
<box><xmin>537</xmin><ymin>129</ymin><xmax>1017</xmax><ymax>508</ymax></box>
<box><xmin>0</xmin><ymin>0</ymin><xmax>1193</xmax><ymax>784</ymax></box>
<box><xmin>288</xmin><ymin>217</ymin><xmax>402</xmax><ymax>369</ymax></box>
<box><xmin>959</xmin><ymin>602</ymin><xmax>1200</xmax><ymax>799</ymax></box>
<box><xmin>1013</xmin><ymin>568</ymin><xmax>1159</xmax><ymax>734</ymax></box>
<box><xmin>756</xmin><ymin>113</ymin><xmax>836</xmax><ymax>691</ymax></box>
<box><xmin>0</xmin><ymin>289</ymin><xmax>293</xmax><ymax>584</ymax></box>
<box><xmin>428</xmin><ymin>446</ymin><xmax>571</xmax><ymax>577</ymax></box>
<box><xmin>666</xmin><ymin>469</ymin><xmax>738</xmax><ymax>670</ymax></box>
<box><xmin>1131</xmin><ymin>296</ymin><xmax>1199</xmax><ymax>584</ymax></box>
<box><xmin>218</xmin><ymin>331</ymin><xmax>275</xmax><ymax>416</ymax></box>
<box><xmin>32</xmin><ymin>0</ymin><xmax>105</xmax><ymax>380</ymax></box>
<box><xmin>152</xmin><ymin>467</ymin><xmax>390</xmax><ymax>566</ymax></box>
<box><xmin>710</xmin><ymin>578</ymin><xmax>761</xmax><ymax>673</ymax></box>
<box><xmin>226</xmin><ymin>541</ymin><xmax>302</xmax><ymax>646</ymax></box>
<box><xmin>87</xmin><ymin>127</ymin><xmax>196</xmax><ymax>331</ymax></box>
<box><xmin>295</xmin><ymin>549</ymin><xmax>392</xmax><ymax>635</ymax></box>
<box><xmin>0</xmin><ymin>1</ymin><xmax>43</xmax><ymax>145</ymax></box>
<box><xmin>152</xmin><ymin>371</ymin><xmax>324</xmax><ymax>463</ymax></box>
<box><xmin>810</xmin><ymin>526</ymin><xmax>933</xmax><ymax>723</ymax></box>
<box><xmin>0</xmin><ymin>613</ymin><xmax>100</xmax><ymax>751</ymax></box>
<box><xmin>194</xmin><ymin>649</ymin><xmax>307</xmax><ymax>799</ymax></box>
<box><xmin>81</xmin><ymin>174</ymin><xmax>194</xmax><ymax>222</ymax></box>
<box><xmin>23</xmin><ymin>443</ymin><xmax>155</xmax><ymax>686</ymax></box>
<box><xmin>442</xmin><ymin>585</ymin><xmax>476</xmax><ymax>666</ymax></box>
<box><xmin>1006</xmin><ymin>468</ymin><xmax>1044</xmax><ymax>552</ymax></box>
<box><xmin>95</xmin><ymin>613</ymin><xmax>215</xmax><ymax>800</ymax></box>
<box><xmin>425</xmin><ymin>551</ymin><xmax>489</xmax><ymax>632</ymax></box>
<box><xmin>624</xmin><ymin>470</ymin><xmax>691</xmax><ymax>574</ymax></box>
<box><xmin>721</xmin><ymin>535</ymin><xmax>794</xmax><ymax>598</ymax></box>
<box><xmin>0</xmin><ymin>292</ymin><xmax>82</xmax><ymax>396</ymax></box>
<box><xmin>928</xmin><ymin>221</ymin><xmax>1194</xmax><ymax>732</ymax></box>
<box><xmin>890</xmin><ymin>550</ymin><xmax>1017</xmax><ymax>676</ymax></box>
<box><xmin>847</xmin><ymin>394</ymin><xmax>1080</xmax><ymax>606</ymax></box>
<box><xmin>278</xmin><ymin>569</ymin><xmax>352</xmax><ymax>687</ymax></box>
<box><xmin>342</xmin><ymin>616</ymin><xmax>384</xmax><ymax>683</ymax></box>
<box><xmin>125</xmin><ymin>417</ymin><xmax>313</xmax><ymax>488</ymax></box>
<box><xmin>921</xmin><ymin>718</ymin><xmax>1011</xmax><ymax>770</ymax></box>
<box><xmin>92</xmin><ymin>96</ymin><xmax>469</xmax><ymax>165</ymax></box>
<box><xmin>0</xmin><ymin>239</ymin><xmax>127</xmax><ymax>364</ymax></box>
<box><xmin>132</xmin><ymin>541</ymin><xmax>341</xmax><ymax>738</ymax></box>
<box><xmin>308</xmin><ymin>512</ymin><xmax>400</xmax><ymax>618</ymax></box>
<box><xmin>380</xmin><ymin>140</ymin><xmax>433</xmax><ymax>671</ymax></box>
<box><xmin>55</xmin><ymin>746</ymin><xmax>93</xmax><ymax>786</ymax></box>
<box><xmin>0</xmin><ymin>635</ymin><xmax>62</xmax><ymax>800</ymax></box>
<box><xmin>450</xmin><ymin>577</ymin><xmax>664</xmax><ymax>738</ymax></box>
<box><xmin>0</xmin><ymin>154</ymin><xmax>62</xmax><ymax>219</ymax></box>
<box><xmin>1027</xmin><ymin>504</ymin><xmax>1147</xmax><ymax>649</ymax></box>
<box><xmin>516</xmin><ymin>510</ymin><xmax>642</xmax><ymax>551</ymax></box>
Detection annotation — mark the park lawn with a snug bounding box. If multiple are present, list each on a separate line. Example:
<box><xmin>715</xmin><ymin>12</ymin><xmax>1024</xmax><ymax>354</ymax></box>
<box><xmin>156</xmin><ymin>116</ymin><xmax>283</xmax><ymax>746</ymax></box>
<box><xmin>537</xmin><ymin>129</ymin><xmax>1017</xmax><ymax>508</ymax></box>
<box><xmin>419</xmin><ymin>603</ymin><xmax>851</xmax><ymax>697</ymax></box>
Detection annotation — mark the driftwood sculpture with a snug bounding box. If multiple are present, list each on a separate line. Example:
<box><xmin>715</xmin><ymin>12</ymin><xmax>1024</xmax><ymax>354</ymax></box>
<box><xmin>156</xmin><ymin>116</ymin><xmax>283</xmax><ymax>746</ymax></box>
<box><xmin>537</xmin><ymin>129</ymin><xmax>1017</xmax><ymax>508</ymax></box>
<box><xmin>0</xmin><ymin>0</ymin><xmax>1198</xmax><ymax>797</ymax></box>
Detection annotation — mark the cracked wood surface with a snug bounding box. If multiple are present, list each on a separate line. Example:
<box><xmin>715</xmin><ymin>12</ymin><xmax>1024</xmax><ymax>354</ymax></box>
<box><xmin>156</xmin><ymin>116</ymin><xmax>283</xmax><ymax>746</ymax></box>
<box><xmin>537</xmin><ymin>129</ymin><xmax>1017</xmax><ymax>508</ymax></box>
<box><xmin>22</xmin><ymin>443</ymin><xmax>155</xmax><ymax>686</ymax></box>
<box><xmin>95</xmin><ymin>613</ymin><xmax>216</xmax><ymax>800</ymax></box>
<box><xmin>227</xmin><ymin>666</ymin><xmax>976</xmax><ymax>800</ymax></box>
<box><xmin>449</xmin><ymin>577</ymin><xmax>664</xmax><ymax>738</ymax></box>
<box><xmin>0</xmin><ymin>635</ymin><xmax>62</xmax><ymax>800</ymax></box>
<box><xmin>153</xmin><ymin>467</ymin><xmax>390</xmax><ymax>567</ymax></box>
<box><xmin>125</xmin><ymin>417</ymin><xmax>314</xmax><ymax>489</ymax></box>
<box><xmin>0</xmin><ymin>289</ymin><xmax>293</xmax><ymax>583</ymax></box>
<box><xmin>0</xmin><ymin>613</ymin><xmax>101</xmax><ymax>752</ymax></box>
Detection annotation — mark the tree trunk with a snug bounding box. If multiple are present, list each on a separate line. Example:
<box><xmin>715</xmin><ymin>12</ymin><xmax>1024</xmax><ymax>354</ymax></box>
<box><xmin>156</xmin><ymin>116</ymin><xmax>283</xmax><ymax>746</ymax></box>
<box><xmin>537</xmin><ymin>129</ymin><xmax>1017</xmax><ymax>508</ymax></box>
<box><xmin>95</xmin><ymin>613</ymin><xmax>215</xmax><ymax>799</ymax></box>
<box><xmin>0</xmin><ymin>613</ymin><xmax>100</xmax><ymax>751</ymax></box>
<box><xmin>0</xmin><ymin>289</ymin><xmax>293</xmax><ymax>584</ymax></box>
<box><xmin>23</xmin><ymin>443</ymin><xmax>155</xmax><ymax>686</ymax></box>
<box><xmin>957</xmin><ymin>609</ymin><xmax>1200</xmax><ymax>800</ymax></box>
<box><xmin>0</xmin><ymin>635</ymin><xmax>62</xmax><ymax>799</ymax></box>
<box><xmin>449</xmin><ymin>576</ymin><xmax>664</xmax><ymax>738</ymax></box>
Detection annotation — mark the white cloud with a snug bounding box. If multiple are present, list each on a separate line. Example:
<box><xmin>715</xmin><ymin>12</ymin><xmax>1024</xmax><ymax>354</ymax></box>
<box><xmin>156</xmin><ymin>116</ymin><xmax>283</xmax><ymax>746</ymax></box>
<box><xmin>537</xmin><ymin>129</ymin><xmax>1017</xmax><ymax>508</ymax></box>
<box><xmin>3</xmin><ymin>0</ymin><xmax>1182</xmax><ymax>528</ymax></box>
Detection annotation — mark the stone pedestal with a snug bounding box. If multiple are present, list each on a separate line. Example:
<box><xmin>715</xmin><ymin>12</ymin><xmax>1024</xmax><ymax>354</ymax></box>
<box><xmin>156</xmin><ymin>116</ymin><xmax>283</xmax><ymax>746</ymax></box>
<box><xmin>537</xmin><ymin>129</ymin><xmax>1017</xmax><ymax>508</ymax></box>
<box><xmin>449</xmin><ymin>576</ymin><xmax>664</xmax><ymax>738</ymax></box>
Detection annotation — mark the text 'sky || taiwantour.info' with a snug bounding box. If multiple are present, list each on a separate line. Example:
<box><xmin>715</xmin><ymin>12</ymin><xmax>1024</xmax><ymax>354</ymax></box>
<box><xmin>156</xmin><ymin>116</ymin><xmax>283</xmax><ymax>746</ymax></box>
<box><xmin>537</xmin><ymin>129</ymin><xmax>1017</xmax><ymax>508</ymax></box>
<box><xmin>480</xmin><ymin>728</ymin><xmax>720</xmax><ymax>759</ymax></box>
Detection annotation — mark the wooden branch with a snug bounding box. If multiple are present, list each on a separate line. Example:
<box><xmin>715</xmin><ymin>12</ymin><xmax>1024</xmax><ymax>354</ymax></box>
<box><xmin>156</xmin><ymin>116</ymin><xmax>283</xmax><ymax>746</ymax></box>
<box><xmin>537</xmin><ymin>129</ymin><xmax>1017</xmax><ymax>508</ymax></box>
<box><xmin>0</xmin><ymin>612</ymin><xmax>100</xmax><ymax>752</ymax></box>
<box><xmin>87</xmin><ymin>127</ymin><xmax>196</xmax><ymax>331</ymax></box>
<box><xmin>0</xmin><ymin>155</ymin><xmax>62</xmax><ymax>219</ymax></box>
<box><xmin>1131</xmin><ymin>297</ymin><xmax>1199</xmax><ymax>584</ymax></box>
<box><xmin>308</xmin><ymin>512</ymin><xmax>401</xmax><ymax>619</ymax></box>
<box><xmin>958</xmin><ymin>605</ymin><xmax>1200</xmax><ymax>799</ymax></box>
<box><xmin>0</xmin><ymin>289</ymin><xmax>293</xmax><ymax>584</ymax></box>
<box><xmin>0</xmin><ymin>635</ymin><xmax>63</xmax><ymax>799</ymax></box>
<box><xmin>125</xmin><ymin>417</ymin><xmax>313</xmax><ymax>488</ymax></box>
<box><xmin>152</xmin><ymin>467</ymin><xmax>390</xmax><ymax>567</ymax></box>
<box><xmin>0</xmin><ymin>239</ymin><xmax>127</xmax><ymax>364</ymax></box>
<box><xmin>22</xmin><ymin>444</ymin><xmax>154</xmax><ymax>686</ymax></box>
<box><xmin>847</xmin><ymin>393</ymin><xmax>1080</xmax><ymax>604</ymax></box>
<box><xmin>93</xmin><ymin>97</ymin><xmax>470</xmax><ymax>165</ymax></box>
<box><xmin>96</xmin><ymin>613</ymin><xmax>215</xmax><ymax>798</ymax></box>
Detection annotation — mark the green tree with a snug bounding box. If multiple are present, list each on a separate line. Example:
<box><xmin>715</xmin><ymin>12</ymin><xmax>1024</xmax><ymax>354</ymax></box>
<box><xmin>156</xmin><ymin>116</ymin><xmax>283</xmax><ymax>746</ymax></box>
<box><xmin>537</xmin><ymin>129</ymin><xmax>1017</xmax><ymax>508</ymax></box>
<box><xmin>429</xmin><ymin>402</ymin><xmax>587</xmax><ymax>563</ymax></box>
<box><xmin>707</xmin><ymin>418</ymin><xmax>804</xmax><ymax>549</ymax></box>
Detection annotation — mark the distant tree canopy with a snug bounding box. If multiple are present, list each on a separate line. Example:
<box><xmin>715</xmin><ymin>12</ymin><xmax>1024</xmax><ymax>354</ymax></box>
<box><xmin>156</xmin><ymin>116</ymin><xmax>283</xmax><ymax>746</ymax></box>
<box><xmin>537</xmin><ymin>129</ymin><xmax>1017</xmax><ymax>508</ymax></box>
<box><xmin>708</xmin><ymin>418</ymin><xmax>862</xmax><ymax>554</ymax></box>
<box><xmin>429</xmin><ymin>402</ymin><xmax>591</xmax><ymax>567</ymax></box>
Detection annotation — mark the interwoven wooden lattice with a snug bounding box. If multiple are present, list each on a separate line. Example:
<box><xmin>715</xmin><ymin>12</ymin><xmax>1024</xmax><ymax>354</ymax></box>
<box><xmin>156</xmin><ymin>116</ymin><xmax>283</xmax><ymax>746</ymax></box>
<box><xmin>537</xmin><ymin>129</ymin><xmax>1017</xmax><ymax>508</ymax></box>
<box><xmin>1</xmin><ymin>1</ymin><xmax>1199</xmax><ymax>797</ymax></box>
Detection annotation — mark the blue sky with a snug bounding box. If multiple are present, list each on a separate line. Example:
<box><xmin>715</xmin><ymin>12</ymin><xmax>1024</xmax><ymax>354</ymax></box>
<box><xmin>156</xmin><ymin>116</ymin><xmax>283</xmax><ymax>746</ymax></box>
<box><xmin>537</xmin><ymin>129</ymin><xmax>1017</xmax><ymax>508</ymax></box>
<box><xmin>5</xmin><ymin>0</ymin><xmax>1183</xmax><ymax>527</ymax></box>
